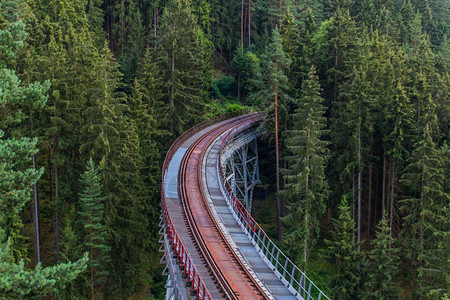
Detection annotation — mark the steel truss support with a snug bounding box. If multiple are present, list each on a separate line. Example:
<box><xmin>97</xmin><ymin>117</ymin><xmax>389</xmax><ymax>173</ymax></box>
<box><xmin>160</xmin><ymin>213</ymin><xmax>185</xmax><ymax>300</ymax></box>
<box><xmin>224</xmin><ymin>138</ymin><xmax>260</xmax><ymax>213</ymax></box>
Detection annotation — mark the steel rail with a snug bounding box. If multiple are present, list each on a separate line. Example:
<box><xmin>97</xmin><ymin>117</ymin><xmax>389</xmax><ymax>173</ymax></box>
<box><xmin>196</xmin><ymin>114</ymin><xmax>271</xmax><ymax>299</ymax></box>
<box><xmin>178</xmin><ymin>115</ymin><xmax>250</xmax><ymax>299</ymax></box>
<box><xmin>161</xmin><ymin>111</ymin><xmax>250</xmax><ymax>300</ymax></box>
<box><xmin>179</xmin><ymin>114</ymin><xmax>269</xmax><ymax>299</ymax></box>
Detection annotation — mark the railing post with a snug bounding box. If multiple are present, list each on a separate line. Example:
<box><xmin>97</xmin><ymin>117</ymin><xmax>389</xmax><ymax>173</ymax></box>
<box><xmin>298</xmin><ymin>273</ymin><xmax>304</xmax><ymax>293</ymax></box>
<box><xmin>290</xmin><ymin>266</ymin><xmax>295</xmax><ymax>287</ymax></box>
<box><xmin>282</xmin><ymin>257</ymin><xmax>288</xmax><ymax>278</ymax></box>
<box><xmin>270</xmin><ymin>245</ymin><xmax>275</xmax><ymax>264</ymax></box>
<box><xmin>191</xmin><ymin>267</ymin><xmax>196</xmax><ymax>290</ymax></box>
<box><xmin>274</xmin><ymin>250</ymin><xmax>280</xmax><ymax>270</ymax></box>
<box><xmin>307</xmin><ymin>281</ymin><xmax>313</xmax><ymax>300</ymax></box>
<box><xmin>196</xmin><ymin>275</ymin><xmax>200</xmax><ymax>299</ymax></box>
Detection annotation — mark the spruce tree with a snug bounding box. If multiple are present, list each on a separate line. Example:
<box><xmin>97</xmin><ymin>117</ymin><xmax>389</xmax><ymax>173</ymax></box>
<box><xmin>85</xmin><ymin>0</ymin><xmax>105</xmax><ymax>48</ymax></box>
<box><xmin>250</xmin><ymin>26</ymin><xmax>292</xmax><ymax>240</ymax></box>
<box><xmin>330</xmin><ymin>29</ymin><xmax>372</xmax><ymax>245</ymax></box>
<box><xmin>280</xmin><ymin>8</ymin><xmax>302</xmax><ymax>95</ymax></box>
<box><xmin>78</xmin><ymin>159</ymin><xmax>110</xmax><ymax>299</ymax></box>
<box><xmin>326</xmin><ymin>3</ymin><xmax>360</xmax><ymax>212</ymax></box>
<box><xmin>82</xmin><ymin>43</ymin><xmax>149</xmax><ymax>297</ymax></box>
<box><xmin>400</xmin><ymin>120</ymin><xmax>449</xmax><ymax>298</ymax></box>
<box><xmin>0</xmin><ymin>18</ymin><xmax>87</xmax><ymax>297</ymax></box>
<box><xmin>364</xmin><ymin>215</ymin><xmax>402</xmax><ymax>299</ymax></box>
<box><xmin>323</xmin><ymin>197</ymin><xmax>363</xmax><ymax>299</ymax></box>
<box><xmin>24</xmin><ymin>0</ymin><xmax>101</xmax><ymax>263</ymax></box>
<box><xmin>282</xmin><ymin>66</ymin><xmax>329</xmax><ymax>267</ymax></box>
<box><xmin>230</xmin><ymin>47</ymin><xmax>260</xmax><ymax>104</ymax></box>
<box><xmin>154</xmin><ymin>0</ymin><xmax>211</xmax><ymax>136</ymax></box>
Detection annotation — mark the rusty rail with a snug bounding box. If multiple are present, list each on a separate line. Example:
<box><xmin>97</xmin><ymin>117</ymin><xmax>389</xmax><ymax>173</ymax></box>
<box><xmin>161</xmin><ymin>110</ymin><xmax>250</xmax><ymax>299</ymax></box>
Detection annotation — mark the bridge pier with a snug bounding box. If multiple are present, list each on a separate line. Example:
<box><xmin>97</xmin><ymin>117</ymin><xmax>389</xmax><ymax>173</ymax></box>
<box><xmin>223</xmin><ymin>132</ymin><xmax>261</xmax><ymax>213</ymax></box>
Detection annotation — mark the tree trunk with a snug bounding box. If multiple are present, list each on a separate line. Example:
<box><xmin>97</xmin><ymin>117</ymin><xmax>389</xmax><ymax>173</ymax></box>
<box><xmin>121</xmin><ymin>0</ymin><xmax>126</xmax><ymax>47</ymax></box>
<box><xmin>55</xmin><ymin>161</ymin><xmax>61</xmax><ymax>263</ymax></box>
<box><xmin>153</xmin><ymin>6</ymin><xmax>157</xmax><ymax>47</ymax></box>
<box><xmin>90</xmin><ymin>208</ymin><xmax>94</xmax><ymax>300</ymax></box>
<box><xmin>382</xmin><ymin>155</ymin><xmax>386</xmax><ymax>214</ymax></box>
<box><xmin>238</xmin><ymin>71</ymin><xmax>241</xmax><ymax>103</ymax></box>
<box><xmin>54</xmin><ymin>133</ymin><xmax>61</xmax><ymax>263</ymax></box>
<box><xmin>357</xmin><ymin>115</ymin><xmax>362</xmax><ymax>252</ymax></box>
<box><xmin>275</xmin><ymin>56</ymin><xmax>281</xmax><ymax>241</ymax></box>
<box><xmin>279</xmin><ymin>0</ymin><xmax>282</xmax><ymax>25</ymax></box>
<box><xmin>30</xmin><ymin>118</ymin><xmax>41</xmax><ymax>265</ymax></box>
<box><xmin>352</xmin><ymin>168</ymin><xmax>356</xmax><ymax>221</ymax></box>
<box><xmin>304</xmin><ymin>127</ymin><xmax>311</xmax><ymax>265</ymax></box>
<box><xmin>170</xmin><ymin>48</ymin><xmax>175</xmax><ymax>133</ymax></box>
<box><xmin>49</xmin><ymin>153</ymin><xmax>53</xmax><ymax>231</ymax></box>
<box><xmin>366</xmin><ymin>162</ymin><xmax>372</xmax><ymax>252</ymax></box>
<box><xmin>241</xmin><ymin>0</ymin><xmax>244</xmax><ymax>48</ymax></box>
<box><xmin>248</xmin><ymin>0</ymin><xmax>251</xmax><ymax>46</ymax></box>
<box><xmin>334</xmin><ymin>47</ymin><xmax>339</xmax><ymax>103</ymax></box>
<box><xmin>32</xmin><ymin>154</ymin><xmax>41</xmax><ymax>265</ymax></box>
<box><xmin>282</xmin><ymin>160</ymin><xmax>286</xmax><ymax>216</ymax></box>
<box><xmin>389</xmin><ymin>160</ymin><xmax>395</xmax><ymax>241</ymax></box>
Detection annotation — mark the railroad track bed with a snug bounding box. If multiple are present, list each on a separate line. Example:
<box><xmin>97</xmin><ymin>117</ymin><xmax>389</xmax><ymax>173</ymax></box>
<box><xmin>163</xmin><ymin>113</ymin><xmax>329</xmax><ymax>300</ymax></box>
<box><xmin>165</xmin><ymin>114</ymin><xmax>273</xmax><ymax>299</ymax></box>
<box><xmin>202</xmin><ymin>125</ymin><xmax>298</xmax><ymax>300</ymax></box>
<box><xmin>164</xmin><ymin>117</ymin><xmax>246</xmax><ymax>299</ymax></box>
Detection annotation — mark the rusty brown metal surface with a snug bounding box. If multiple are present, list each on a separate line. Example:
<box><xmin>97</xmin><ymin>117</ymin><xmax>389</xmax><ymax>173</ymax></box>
<box><xmin>179</xmin><ymin>114</ymin><xmax>269</xmax><ymax>299</ymax></box>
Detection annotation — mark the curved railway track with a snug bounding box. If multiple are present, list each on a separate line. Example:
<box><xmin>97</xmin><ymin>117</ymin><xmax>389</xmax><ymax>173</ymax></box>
<box><xmin>178</xmin><ymin>114</ymin><xmax>270</xmax><ymax>299</ymax></box>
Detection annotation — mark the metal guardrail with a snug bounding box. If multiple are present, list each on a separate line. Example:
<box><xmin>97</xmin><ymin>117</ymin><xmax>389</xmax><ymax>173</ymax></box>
<box><xmin>161</xmin><ymin>110</ymin><xmax>251</xmax><ymax>300</ymax></box>
<box><xmin>161</xmin><ymin>203</ymin><xmax>210</xmax><ymax>300</ymax></box>
<box><xmin>217</xmin><ymin>121</ymin><xmax>331</xmax><ymax>300</ymax></box>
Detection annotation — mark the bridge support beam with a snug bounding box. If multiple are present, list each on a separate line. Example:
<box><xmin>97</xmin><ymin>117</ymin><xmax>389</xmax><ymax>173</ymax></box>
<box><xmin>224</xmin><ymin>137</ymin><xmax>260</xmax><ymax>213</ymax></box>
<box><xmin>160</xmin><ymin>214</ymin><xmax>187</xmax><ymax>300</ymax></box>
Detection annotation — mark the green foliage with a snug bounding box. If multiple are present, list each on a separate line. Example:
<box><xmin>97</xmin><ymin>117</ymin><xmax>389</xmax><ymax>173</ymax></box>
<box><xmin>282</xmin><ymin>66</ymin><xmax>329</xmax><ymax>266</ymax></box>
<box><xmin>231</xmin><ymin>47</ymin><xmax>260</xmax><ymax>103</ymax></box>
<box><xmin>78</xmin><ymin>159</ymin><xmax>110</xmax><ymax>294</ymax></box>
<box><xmin>0</xmin><ymin>16</ymin><xmax>87</xmax><ymax>297</ymax></box>
<box><xmin>85</xmin><ymin>0</ymin><xmax>105</xmax><ymax>48</ymax></box>
<box><xmin>400</xmin><ymin>122</ymin><xmax>449</xmax><ymax>298</ymax></box>
<box><xmin>0</xmin><ymin>131</ymin><xmax>42</xmax><ymax>261</ymax></box>
<box><xmin>81</xmin><ymin>44</ymin><xmax>150</xmax><ymax>297</ymax></box>
<box><xmin>0</xmin><ymin>1</ymin><xmax>448</xmax><ymax>298</ymax></box>
<box><xmin>280</xmin><ymin>9</ymin><xmax>302</xmax><ymax>94</ymax></box>
<box><xmin>212</xmin><ymin>75</ymin><xmax>236</xmax><ymax>100</ymax></box>
<box><xmin>250</xmin><ymin>27</ymin><xmax>292</xmax><ymax>133</ymax></box>
<box><xmin>154</xmin><ymin>0</ymin><xmax>211</xmax><ymax>136</ymax></box>
<box><xmin>323</xmin><ymin>197</ymin><xmax>363</xmax><ymax>299</ymax></box>
<box><xmin>364</xmin><ymin>215</ymin><xmax>402</xmax><ymax>299</ymax></box>
<box><xmin>0</xmin><ymin>0</ymin><xmax>26</xmax><ymax>23</ymax></box>
<box><xmin>0</xmin><ymin>233</ymin><xmax>88</xmax><ymax>298</ymax></box>
<box><xmin>0</xmin><ymin>18</ymin><xmax>47</xmax><ymax>261</ymax></box>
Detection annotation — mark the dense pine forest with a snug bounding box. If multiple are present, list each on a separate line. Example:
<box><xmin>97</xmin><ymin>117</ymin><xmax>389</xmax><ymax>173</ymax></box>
<box><xmin>0</xmin><ymin>0</ymin><xmax>448</xmax><ymax>299</ymax></box>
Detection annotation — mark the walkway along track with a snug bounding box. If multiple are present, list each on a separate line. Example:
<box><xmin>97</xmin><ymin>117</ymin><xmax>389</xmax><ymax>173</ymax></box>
<box><xmin>178</xmin><ymin>114</ymin><xmax>271</xmax><ymax>299</ymax></box>
<box><xmin>162</xmin><ymin>112</ymin><xmax>330</xmax><ymax>300</ymax></box>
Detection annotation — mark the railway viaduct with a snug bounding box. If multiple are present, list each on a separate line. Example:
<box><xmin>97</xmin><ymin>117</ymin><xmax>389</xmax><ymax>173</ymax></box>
<box><xmin>160</xmin><ymin>113</ymin><xmax>329</xmax><ymax>300</ymax></box>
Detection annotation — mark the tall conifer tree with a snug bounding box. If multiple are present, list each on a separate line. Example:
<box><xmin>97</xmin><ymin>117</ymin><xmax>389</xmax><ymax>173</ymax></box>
<box><xmin>82</xmin><ymin>43</ymin><xmax>149</xmax><ymax>297</ymax></box>
<box><xmin>0</xmin><ymin>18</ymin><xmax>87</xmax><ymax>297</ymax></box>
<box><xmin>323</xmin><ymin>197</ymin><xmax>363</xmax><ymax>299</ymax></box>
<box><xmin>155</xmin><ymin>0</ymin><xmax>211</xmax><ymax>136</ymax></box>
<box><xmin>282</xmin><ymin>66</ymin><xmax>329</xmax><ymax>267</ymax></box>
<box><xmin>400</xmin><ymin>120</ymin><xmax>449</xmax><ymax>298</ymax></box>
<box><xmin>251</xmin><ymin>27</ymin><xmax>292</xmax><ymax>240</ymax></box>
<box><xmin>364</xmin><ymin>215</ymin><xmax>402</xmax><ymax>298</ymax></box>
<box><xmin>78</xmin><ymin>159</ymin><xmax>110</xmax><ymax>299</ymax></box>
